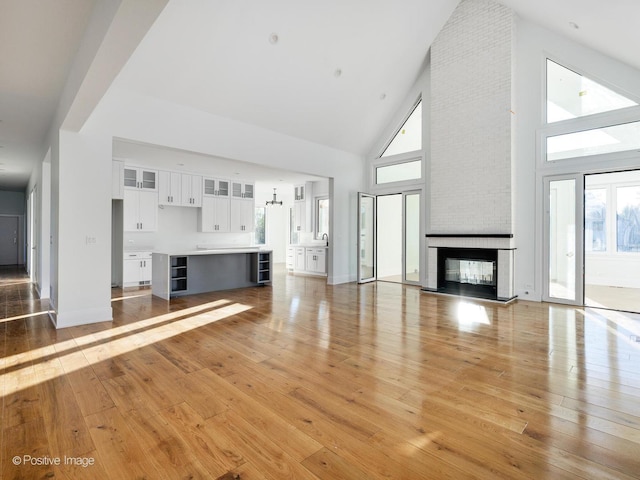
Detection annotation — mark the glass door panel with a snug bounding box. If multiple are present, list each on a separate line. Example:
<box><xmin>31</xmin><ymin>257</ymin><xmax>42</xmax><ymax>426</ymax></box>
<box><xmin>544</xmin><ymin>175</ymin><xmax>583</xmax><ymax>304</ymax></box>
<box><xmin>358</xmin><ymin>193</ymin><xmax>376</xmax><ymax>283</ymax></box>
<box><xmin>404</xmin><ymin>192</ymin><xmax>420</xmax><ymax>284</ymax></box>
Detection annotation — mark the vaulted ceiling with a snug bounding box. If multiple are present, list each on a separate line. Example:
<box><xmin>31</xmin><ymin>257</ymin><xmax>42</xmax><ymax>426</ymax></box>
<box><xmin>2</xmin><ymin>0</ymin><xmax>640</xmax><ymax>191</ymax></box>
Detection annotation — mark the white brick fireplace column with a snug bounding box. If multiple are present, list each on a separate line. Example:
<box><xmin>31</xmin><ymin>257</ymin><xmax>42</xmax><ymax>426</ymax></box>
<box><xmin>427</xmin><ymin>0</ymin><xmax>517</xmax><ymax>301</ymax></box>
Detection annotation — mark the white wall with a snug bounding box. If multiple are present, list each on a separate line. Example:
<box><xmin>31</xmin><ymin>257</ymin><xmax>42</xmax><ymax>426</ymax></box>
<box><xmin>84</xmin><ymin>88</ymin><xmax>363</xmax><ymax>285</ymax></box>
<box><xmin>51</xmin><ymin>130</ymin><xmax>113</xmax><ymax>327</ymax></box>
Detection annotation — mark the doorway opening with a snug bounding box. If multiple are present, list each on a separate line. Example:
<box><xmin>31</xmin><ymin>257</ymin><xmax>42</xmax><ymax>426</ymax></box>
<box><xmin>584</xmin><ymin>170</ymin><xmax>640</xmax><ymax>312</ymax></box>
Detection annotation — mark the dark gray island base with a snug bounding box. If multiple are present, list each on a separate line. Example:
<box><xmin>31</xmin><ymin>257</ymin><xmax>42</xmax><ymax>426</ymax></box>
<box><xmin>152</xmin><ymin>248</ymin><xmax>272</xmax><ymax>299</ymax></box>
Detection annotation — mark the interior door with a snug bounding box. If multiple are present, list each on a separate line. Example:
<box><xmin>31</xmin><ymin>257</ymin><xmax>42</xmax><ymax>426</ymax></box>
<box><xmin>0</xmin><ymin>216</ymin><xmax>19</xmax><ymax>265</ymax></box>
<box><xmin>358</xmin><ymin>193</ymin><xmax>376</xmax><ymax>283</ymax></box>
<box><xmin>543</xmin><ymin>174</ymin><xmax>584</xmax><ymax>305</ymax></box>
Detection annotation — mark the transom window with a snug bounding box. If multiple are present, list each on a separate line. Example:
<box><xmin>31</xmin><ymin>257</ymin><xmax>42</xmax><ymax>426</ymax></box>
<box><xmin>380</xmin><ymin>100</ymin><xmax>422</xmax><ymax>157</ymax></box>
<box><xmin>546</xmin><ymin>59</ymin><xmax>637</xmax><ymax>123</ymax></box>
<box><xmin>544</xmin><ymin>59</ymin><xmax>640</xmax><ymax>162</ymax></box>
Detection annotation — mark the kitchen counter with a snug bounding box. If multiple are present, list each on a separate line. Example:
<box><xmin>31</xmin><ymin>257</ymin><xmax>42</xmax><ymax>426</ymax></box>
<box><xmin>152</xmin><ymin>249</ymin><xmax>272</xmax><ymax>299</ymax></box>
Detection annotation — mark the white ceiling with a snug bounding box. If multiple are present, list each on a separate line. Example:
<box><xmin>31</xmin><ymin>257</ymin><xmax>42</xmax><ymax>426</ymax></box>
<box><xmin>111</xmin><ymin>0</ymin><xmax>460</xmax><ymax>156</ymax></box>
<box><xmin>0</xmin><ymin>0</ymin><xmax>95</xmax><ymax>190</ymax></box>
<box><xmin>3</xmin><ymin>0</ymin><xmax>640</xmax><ymax>191</ymax></box>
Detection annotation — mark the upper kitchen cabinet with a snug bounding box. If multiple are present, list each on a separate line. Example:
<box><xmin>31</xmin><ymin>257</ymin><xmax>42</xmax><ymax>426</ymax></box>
<box><xmin>158</xmin><ymin>171</ymin><xmax>181</xmax><ymax>206</ymax></box>
<box><xmin>181</xmin><ymin>174</ymin><xmax>202</xmax><ymax>207</ymax></box>
<box><xmin>231</xmin><ymin>181</ymin><xmax>254</xmax><ymax>200</ymax></box>
<box><xmin>203</xmin><ymin>178</ymin><xmax>230</xmax><ymax>197</ymax></box>
<box><xmin>293</xmin><ymin>182</ymin><xmax>314</xmax><ymax>232</ymax></box>
<box><xmin>123</xmin><ymin>166</ymin><xmax>157</xmax><ymax>191</ymax></box>
<box><xmin>112</xmin><ymin>160</ymin><xmax>124</xmax><ymax>199</ymax></box>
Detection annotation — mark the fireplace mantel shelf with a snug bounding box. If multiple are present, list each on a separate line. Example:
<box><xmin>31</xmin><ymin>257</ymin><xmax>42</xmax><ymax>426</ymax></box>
<box><xmin>425</xmin><ymin>234</ymin><xmax>513</xmax><ymax>238</ymax></box>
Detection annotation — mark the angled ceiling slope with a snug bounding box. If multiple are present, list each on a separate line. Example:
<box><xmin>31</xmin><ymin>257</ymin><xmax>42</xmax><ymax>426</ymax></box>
<box><xmin>112</xmin><ymin>0</ymin><xmax>460</xmax><ymax>156</ymax></box>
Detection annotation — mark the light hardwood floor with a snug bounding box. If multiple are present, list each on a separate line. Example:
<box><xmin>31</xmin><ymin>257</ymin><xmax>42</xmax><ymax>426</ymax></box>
<box><xmin>2</xmin><ymin>265</ymin><xmax>640</xmax><ymax>479</ymax></box>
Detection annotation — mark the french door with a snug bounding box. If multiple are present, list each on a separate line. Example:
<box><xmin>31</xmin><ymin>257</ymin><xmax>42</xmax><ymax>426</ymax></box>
<box><xmin>357</xmin><ymin>191</ymin><xmax>422</xmax><ymax>285</ymax></box>
<box><xmin>358</xmin><ymin>193</ymin><xmax>376</xmax><ymax>283</ymax></box>
<box><xmin>543</xmin><ymin>174</ymin><xmax>584</xmax><ymax>305</ymax></box>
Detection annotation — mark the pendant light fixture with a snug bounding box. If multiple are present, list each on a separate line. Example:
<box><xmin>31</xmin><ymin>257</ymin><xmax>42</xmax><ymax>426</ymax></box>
<box><xmin>266</xmin><ymin>188</ymin><xmax>283</xmax><ymax>206</ymax></box>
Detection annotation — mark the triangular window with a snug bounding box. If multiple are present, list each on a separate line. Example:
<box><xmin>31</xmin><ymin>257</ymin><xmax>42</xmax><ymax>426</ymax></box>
<box><xmin>546</xmin><ymin>59</ymin><xmax>637</xmax><ymax>123</ymax></box>
<box><xmin>381</xmin><ymin>100</ymin><xmax>422</xmax><ymax>157</ymax></box>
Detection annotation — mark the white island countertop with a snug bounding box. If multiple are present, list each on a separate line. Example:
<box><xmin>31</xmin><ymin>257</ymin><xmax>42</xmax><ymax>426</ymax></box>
<box><xmin>154</xmin><ymin>247</ymin><xmax>272</xmax><ymax>256</ymax></box>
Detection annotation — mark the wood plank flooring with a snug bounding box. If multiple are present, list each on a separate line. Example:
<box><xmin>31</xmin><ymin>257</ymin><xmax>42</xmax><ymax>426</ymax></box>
<box><xmin>2</xmin><ymin>264</ymin><xmax>640</xmax><ymax>479</ymax></box>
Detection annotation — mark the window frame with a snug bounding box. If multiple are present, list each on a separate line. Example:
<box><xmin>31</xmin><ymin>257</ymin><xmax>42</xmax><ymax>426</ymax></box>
<box><xmin>539</xmin><ymin>56</ymin><xmax>640</xmax><ymax>168</ymax></box>
<box><xmin>254</xmin><ymin>206</ymin><xmax>266</xmax><ymax>246</ymax></box>
<box><xmin>379</xmin><ymin>98</ymin><xmax>423</xmax><ymax>159</ymax></box>
<box><xmin>314</xmin><ymin>196</ymin><xmax>330</xmax><ymax>240</ymax></box>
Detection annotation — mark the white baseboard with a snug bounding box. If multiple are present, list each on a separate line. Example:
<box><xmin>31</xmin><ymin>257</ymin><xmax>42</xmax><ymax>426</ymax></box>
<box><xmin>49</xmin><ymin>305</ymin><xmax>113</xmax><ymax>329</ymax></box>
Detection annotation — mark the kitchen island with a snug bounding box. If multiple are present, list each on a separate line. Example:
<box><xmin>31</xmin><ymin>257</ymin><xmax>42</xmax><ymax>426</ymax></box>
<box><xmin>151</xmin><ymin>248</ymin><xmax>272</xmax><ymax>299</ymax></box>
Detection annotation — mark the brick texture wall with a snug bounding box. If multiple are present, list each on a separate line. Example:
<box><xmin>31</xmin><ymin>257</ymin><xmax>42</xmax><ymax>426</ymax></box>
<box><xmin>430</xmin><ymin>0</ymin><xmax>515</xmax><ymax>233</ymax></box>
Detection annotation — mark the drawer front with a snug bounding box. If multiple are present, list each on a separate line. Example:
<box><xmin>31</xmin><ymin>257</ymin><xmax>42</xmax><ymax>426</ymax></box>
<box><xmin>125</xmin><ymin>251</ymin><xmax>152</xmax><ymax>260</ymax></box>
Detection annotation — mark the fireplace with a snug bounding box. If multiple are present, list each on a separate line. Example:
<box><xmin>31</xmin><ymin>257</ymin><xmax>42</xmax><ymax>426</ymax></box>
<box><xmin>438</xmin><ymin>248</ymin><xmax>497</xmax><ymax>299</ymax></box>
<box><xmin>425</xmin><ymin>234</ymin><xmax>516</xmax><ymax>302</ymax></box>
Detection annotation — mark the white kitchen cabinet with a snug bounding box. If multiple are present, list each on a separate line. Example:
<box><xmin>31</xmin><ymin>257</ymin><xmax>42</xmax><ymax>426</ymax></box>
<box><xmin>181</xmin><ymin>174</ymin><xmax>202</xmax><ymax>207</ymax></box>
<box><xmin>293</xmin><ymin>201</ymin><xmax>305</xmax><ymax>233</ymax></box>
<box><xmin>231</xmin><ymin>181</ymin><xmax>254</xmax><ymax>199</ymax></box>
<box><xmin>124</xmin><ymin>189</ymin><xmax>158</xmax><ymax>232</ymax></box>
<box><xmin>123</xmin><ymin>251</ymin><xmax>152</xmax><ymax>287</ymax></box>
<box><xmin>203</xmin><ymin>178</ymin><xmax>230</xmax><ymax>197</ymax></box>
<box><xmin>112</xmin><ymin>160</ymin><xmax>124</xmax><ymax>199</ymax></box>
<box><xmin>292</xmin><ymin>182</ymin><xmax>313</xmax><ymax>233</ymax></box>
<box><xmin>305</xmin><ymin>248</ymin><xmax>327</xmax><ymax>274</ymax></box>
<box><xmin>291</xmin><ymin>246</ymin><xmax>327</xmax><ymax>276</ymax></box>
<box><xmin>123</xmin><ymin>166</ymin><xmax>157</xmax><ymax>191</ymax></box>
<box><xmin>158</xmin><ymin>171</ymin><xmax>181</xmax><ymax>206</ymax></box>
<box><xmin>230</xmin><ymin>198</ymin><xmax>254</xmax><ymax>232</ymax></box>
<box><xmin>199</xmin><ymin>196</ymin><xmax>230</xmax><ymax>232</ymax></box>
<box><xmin>294</xmin><ymin>247</ymin><xmax>306</xmax><ymax>271</ymax></box>
<box><xmin>286</xmin><ymin>247</ymin><xmax>294</xmax><ymax>270</ymax></box>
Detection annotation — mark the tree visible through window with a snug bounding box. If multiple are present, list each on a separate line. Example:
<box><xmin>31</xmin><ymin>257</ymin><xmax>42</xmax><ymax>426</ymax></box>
<box><xmin>255</xmin><ymin>207</ymin><xmax>266</xmax><ymax>245</ymax></box>
<box><xmin>616</xmin><ymin>186</ymin><xmax>640</xmax><ymax>252</ymax></box>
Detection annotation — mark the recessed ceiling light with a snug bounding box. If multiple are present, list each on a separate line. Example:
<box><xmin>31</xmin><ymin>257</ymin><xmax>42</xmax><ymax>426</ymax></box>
<box><xmin>269</xmin><ymin>33</ymin><xmax>279</xmax><ymax>45</ymax></box>
<box><xmin>569</xmin><ymin>21</ymin><xmax>579</xmax><ymax>30</ymax></box>
<box><xmin>334</xmin><ymin>68</ymin><xmax>342</xmax><ymax>78</ymax></box>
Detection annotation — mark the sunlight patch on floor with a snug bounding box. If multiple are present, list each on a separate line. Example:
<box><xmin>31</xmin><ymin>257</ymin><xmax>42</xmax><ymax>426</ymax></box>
<box><xmin>2</xmin><ymin>300</ymin><xmax>252</xmax><ymax>396</ymax></box>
